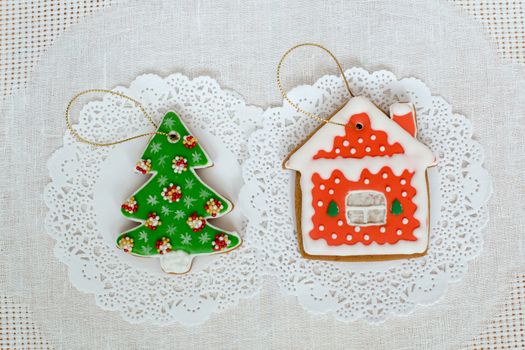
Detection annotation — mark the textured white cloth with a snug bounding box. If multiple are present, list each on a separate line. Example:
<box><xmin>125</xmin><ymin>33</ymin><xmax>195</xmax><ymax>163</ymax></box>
<box><xmin>1</xmin><ymin>0</ymin><xmax>524</xmax><ymax>349</ymax></box>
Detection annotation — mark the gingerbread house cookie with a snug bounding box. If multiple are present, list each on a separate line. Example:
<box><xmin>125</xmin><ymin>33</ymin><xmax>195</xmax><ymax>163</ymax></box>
<box><xmin>284</xmin><ymin>96</ymin><xmax>436</xmax><ymax>261</ymax></box>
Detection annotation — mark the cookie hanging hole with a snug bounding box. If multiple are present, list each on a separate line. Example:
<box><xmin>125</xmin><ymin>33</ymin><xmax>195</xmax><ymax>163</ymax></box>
<box><xmin>355</xmin><ymin>122</ymin><xmax>364</xmax><ymax>130</ymax></box>
<box><xmin>168</xmin><ymin>131</ymin><xmax>180</xmax><ymax>143</ymax></box>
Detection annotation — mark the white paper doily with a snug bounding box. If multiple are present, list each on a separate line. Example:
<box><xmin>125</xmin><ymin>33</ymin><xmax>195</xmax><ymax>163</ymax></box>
<box><xmin>44</xmin><ymin>73</ymin><xmax>263</xmax><ymax>325</ymax></box>
<box><xmin>239</xmin><ymin>68</ymin><xmax>492</xmax><ymax>323</ymax></box>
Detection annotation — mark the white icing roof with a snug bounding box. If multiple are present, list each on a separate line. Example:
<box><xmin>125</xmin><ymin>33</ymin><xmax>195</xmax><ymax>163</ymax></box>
<box><xmin>285</xmin><ymin>96</ymin><xmax>436</xmax><ymax>171</ymax></box>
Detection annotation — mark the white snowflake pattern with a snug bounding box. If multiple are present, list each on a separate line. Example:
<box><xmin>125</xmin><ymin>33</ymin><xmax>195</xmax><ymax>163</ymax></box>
<box><xmin>183</xmin><ymin>196</ymin><xmax>196</xmax><ymax>209</ymax></box>
<box><xmin>161</xmin><ymin>205</ymin><xmax>171</xmax><ymax>216</ymax></box>
<box><xmin>180</xmin><ymin>232</ymin><xmax>192</xmax><ymax>245</ymax></box>
<box><xmin>140</xmin><ymin>245</ymin><xmax>153</xmax><ymax>255</ymax></box>
<box><xmin>174</xmin><ymin>210</ymin><xmax>186</xmax><ymax>220</ymax></box>
<box><xmin>147</xmin><ymin>195</ymin><xmax>158</xmax><ymax>205</ymax></box>
<box><xmin>192</xmin><ymin>151</ymin><xmax>202</xmax><ymax>163</ymax></box>
<box><xmin>138</xmin><ymin>231</ymin><xmax>148</xmax><ymax>242</ymax></box>
<box><xmin>198</xmin><ymin>232</ymin><xmax>211</xmax><ymax>244</ymax></box>
<box><xmin>199</xmin><ymin>189</ymin><xmax>211</xmax><ymax>199</ymax></box>
<box><xmin>157</xmin><ymin>154</ymin><xmax>169</xmax><ymax>166</ymax></box>
<box><xmin>166</xmin><ymin>225</ymin><xmax>176</xmax><ymax>235</ymax></box>
<box><xmin>185</xmin><ymin>178</ymin><xmax>195</xmax><ymax>189</ymax></box>
<box><xmin>157</xmin><ymin>175</ymin><xmax>169</xmax><ymax>186</ymax></box>
<box><xmin>150</xmin><ymin>142</ymin><xmax>162</xmax><ymax>154</ymax></box>
<box><xmin>163</xmin><ymin>117</ymin><xmax>175</xmax><ymax>129</ymax></box>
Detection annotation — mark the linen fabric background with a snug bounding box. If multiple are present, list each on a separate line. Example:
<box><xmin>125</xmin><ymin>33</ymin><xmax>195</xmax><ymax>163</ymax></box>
<box><xmin>1</xmin><ymin>0</ymin><xmax>524</xmax><ymax>349</ymax></box>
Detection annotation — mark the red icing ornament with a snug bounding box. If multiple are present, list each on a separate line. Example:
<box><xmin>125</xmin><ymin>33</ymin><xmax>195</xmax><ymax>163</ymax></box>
<box><xmin>118</xmin><ymin>236</ymin><xmax>134</xmax><ymax>253</ymax></box>
<box><xmin>172</xmin><ymin>156</ymin><xmax>188</xmax><ymax>174</ymax></box>
<box><xmin>182</xmin><ymin>135</ymin><xmax>198</xmax><ymax>149</ymax></box>
<box><xmin>135</xmin><ymin>159</ymin><xmax>152</xmax><ymax>174</ymax></box>
<box><xmin>314</xmin><ymin>113</ymin><xmax>404</xmax><ymax>159</ymax></box>
<box><xmin>186</xmin><ymin>213</ymin><xmax>206</xmax><ymax>232</ymax></box>
<box><xmin>161</xmin><ymin>184</ymin><xmax>182</xmax><ymax>203</ymax></box>
<box><xmin>121</xmin><ymin>196</ymin><xmax>138</xmax><ymax>214</ymax></box>
<box><xmin>155</xmin><ymin>237</ymin><xmax>172</xmax><ymax>255</ymax></box>
<box><xmin>204</xmin><ymin>198</ymin><xmax>223</xmax><ymax>217</ymax></box>
<box><xmin>310</xmin><ymin>167</ymin><xmax>420</xmax><ymax>245</ymax></box>
<box><xmin>212</xmin><ymin>233</ymin><xmax>230</xmax><ymax>251</ymax></box>
<box><xmin>145</xmin><ymin>212</ymin><xmax>161</xmax><ymax>230</ymax></box>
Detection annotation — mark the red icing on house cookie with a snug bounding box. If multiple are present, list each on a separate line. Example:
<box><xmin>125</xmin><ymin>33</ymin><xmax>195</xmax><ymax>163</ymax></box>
<box><xmin>314</xmin><ymin>113</ymin><xmax>404</xmax><ymax>159</ymax></box>
<box><xmin>310</xmin><ymin>167</ymin><xmax>420</xmax><ymax>245</ymax></box>
<box><xmin>390</xmin><ymin>102</ymin><xmax>417</xmax><ymax>137</ymax></box>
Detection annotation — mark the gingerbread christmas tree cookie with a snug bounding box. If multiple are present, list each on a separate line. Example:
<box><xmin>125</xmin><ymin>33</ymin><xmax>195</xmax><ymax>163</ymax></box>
<box><xmin>117</xmin><ymin>111</ymin><xmax>241</xmax><ymax>273</ymax></box>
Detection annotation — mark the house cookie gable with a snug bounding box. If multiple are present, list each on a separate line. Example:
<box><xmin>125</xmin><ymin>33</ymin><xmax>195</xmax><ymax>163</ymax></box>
<box><xmin>284</xmin><ymin>96</ymin><xmax>435</xmax><ymax>172</ymax></box>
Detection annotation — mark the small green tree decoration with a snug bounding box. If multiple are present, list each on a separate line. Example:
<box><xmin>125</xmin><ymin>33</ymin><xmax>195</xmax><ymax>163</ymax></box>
<box><xmin>327</xmin><ymin>200</ymin><xmax>339</xmax><ymax>217</ymax></box>
<box><xmin>391</xmin><ymin>198</ymin><xmax>403</xmax><ymax>215</ymax></box>
<box><xmin>117</xmin><ymin>111</ymin><xmax>241</xmax><ymax>273</ymax></box>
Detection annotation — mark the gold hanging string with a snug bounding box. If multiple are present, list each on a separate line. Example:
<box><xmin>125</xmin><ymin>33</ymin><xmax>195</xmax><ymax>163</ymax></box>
<box><xmin>65</xmin><ymin>89</ymin><xmax>168</xmax><ymax>147</ymax></box>
<box><xmin>276</xmin><ymin>43</ymin><xmax>354</xmax><ymax>127</ymax></box>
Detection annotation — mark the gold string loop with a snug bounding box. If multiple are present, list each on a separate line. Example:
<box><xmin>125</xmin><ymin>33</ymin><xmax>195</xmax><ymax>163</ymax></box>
<box><xmin>65</xmin><ymin>89</ymin><xmax>168</xmax><ymax>147</ymax></box>
<box><xmin>276</xmin><ymin>43</ymin><xmax>354</xmax><ymax>127</ymax></box>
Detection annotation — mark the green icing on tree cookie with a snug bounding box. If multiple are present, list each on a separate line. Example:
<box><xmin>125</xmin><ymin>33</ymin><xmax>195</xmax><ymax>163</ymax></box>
<box><xmin>116</xmin><ymin>111</ymin><xmax>241</xmax><ymax>272</ymax></box>
<box><xmin>391</xmin><ymin>198</ymin><xmax>403</xmax><ymax>215</ymax></box>
<box><xmin>327</xmin><ymin>200</ymin><xmax>339</xmax><ymax>217</ymax></box>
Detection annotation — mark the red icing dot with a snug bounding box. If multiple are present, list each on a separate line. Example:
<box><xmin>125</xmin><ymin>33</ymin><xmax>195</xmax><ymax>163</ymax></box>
<box><xmin>314</xmin><ymin>113</ymin><xmax>404</xmax><ymax>159</ymax></box>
